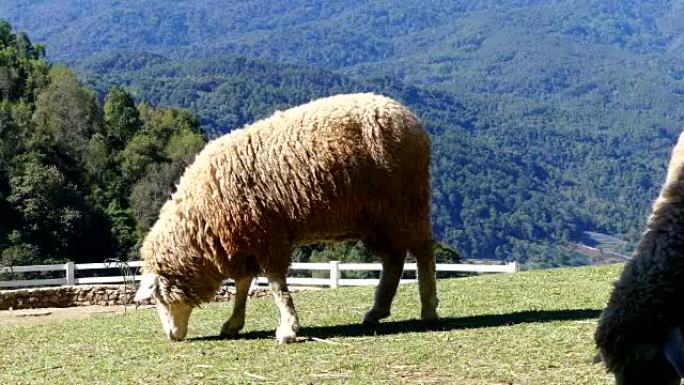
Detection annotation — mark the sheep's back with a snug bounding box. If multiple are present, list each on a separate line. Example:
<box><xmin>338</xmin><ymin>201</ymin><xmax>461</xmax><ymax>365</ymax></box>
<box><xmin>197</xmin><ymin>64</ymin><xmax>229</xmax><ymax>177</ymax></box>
<box><xmin>168</xmin><ymin>93</ymin><xmax>430</xmax><ymax>257</ymax></box>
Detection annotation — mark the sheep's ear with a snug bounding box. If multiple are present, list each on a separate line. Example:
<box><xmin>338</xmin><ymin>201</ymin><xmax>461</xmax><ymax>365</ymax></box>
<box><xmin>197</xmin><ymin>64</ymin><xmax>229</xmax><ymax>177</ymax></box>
<box><xmin>134</xmin><ymin>273</ymin><xmax>158</xmax><ymax>302</ymax></box>
<box><xmin>665</xmin><ymin>327</ymin><xmax>684</xmax><ymax>377</ymax></box>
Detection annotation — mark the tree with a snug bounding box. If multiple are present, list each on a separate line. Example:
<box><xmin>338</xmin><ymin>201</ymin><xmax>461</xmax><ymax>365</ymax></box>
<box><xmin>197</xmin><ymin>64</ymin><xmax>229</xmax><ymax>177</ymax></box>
<box><xmin>31</xmin><ymin>67</ymin><xmax>101</xmax><ymax>186</ymax></box>
<box><xmin>129</xmin><ymin>161</ymin><xmax>184</xmax><ymax>232</ymax></box>
<box><xmin>433</xmin><ymin>241</ymin><xmax>461</xmax><ymax>263</ymax></box>
<box><xmin>0</xmin><ymin>21</ymin><xmax>12</xmax><ymax>47</ymax></box>
<box><xmin>7</xmin><ymin>154</ymin><xmax>85</xmax><ymax>260</ymax></box>
<box><xmin>14</xmin><ymin>32</ymin><xmax>32</xmax><ymax>59</ymax></box>
<box><xmin>103</xmin><ymin>86</ymin><xmax>142</xmax><ymax>149</ymax></box>
<box><xmin>104</xmin><ymin>202</ymin><xmax>138</xmax><ymax>260</ymax></box>
<box><xmin>1</xmin><ymin>233</ymin><xmax>41</xmax><ymax>266</ymax></box>
<box><xmin>124</xmin><ymin>104</ymin><xmax>205</xmax><ymax>232</ymax></box>
<box><xmin>0</xmin><ymin>22</ymin><xmax>210</xmax><ymax>264</ymax></box>
<box><xmin>165</xmin><ymin>128</ymin><xmax>205</xmax><ymax>166</ymax></box>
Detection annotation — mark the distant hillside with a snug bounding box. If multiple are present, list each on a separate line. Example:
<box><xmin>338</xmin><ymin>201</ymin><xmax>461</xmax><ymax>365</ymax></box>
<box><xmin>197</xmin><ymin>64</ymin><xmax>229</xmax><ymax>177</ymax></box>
<box><xmin>4</xmin><ymin>1</ymin><xmax>684</xmax><ymax>69</ymax></box>
<box><xmin>77</xmin><ymin>53</ymin><xmax>469</xmax><ymax>136</ymax></box>
<box><xmin>77</xmin><ymin>51</ymin><xmax>659</xmax><ymax>267</ymax></box>
<box><xmin>3</xmin><ymin>0</ymin><xmax>683</xmax><ymax>265</ymax></box>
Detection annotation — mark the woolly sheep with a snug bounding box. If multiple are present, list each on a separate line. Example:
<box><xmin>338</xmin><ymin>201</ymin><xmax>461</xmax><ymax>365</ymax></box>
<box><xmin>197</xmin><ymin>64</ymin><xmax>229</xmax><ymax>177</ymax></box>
<box><xmin>595</xmin><ymin>131</ymin><xmax>684</xmax><ymax>384</ymax></box>
<box><xmin>134</xmin><ymin>93</ymin><xmax>438</xmax><ymax>343</ymax></box>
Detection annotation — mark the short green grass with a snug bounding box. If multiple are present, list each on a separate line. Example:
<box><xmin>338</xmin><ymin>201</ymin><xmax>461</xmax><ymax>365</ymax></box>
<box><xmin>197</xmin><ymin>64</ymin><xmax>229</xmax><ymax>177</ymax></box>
<box><xmin>0</xmin><ymin>264</ymin><xmax>621</xmax><ymax>384</ymax></box>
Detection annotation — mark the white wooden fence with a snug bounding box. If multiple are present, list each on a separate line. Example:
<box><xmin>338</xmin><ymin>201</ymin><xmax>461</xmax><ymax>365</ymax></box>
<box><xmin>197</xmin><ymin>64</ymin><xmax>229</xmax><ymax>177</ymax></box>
<box><xmin>0</xmin><ymin>261</ymin><xmax>519</xmax><ymax>289</ymax></box>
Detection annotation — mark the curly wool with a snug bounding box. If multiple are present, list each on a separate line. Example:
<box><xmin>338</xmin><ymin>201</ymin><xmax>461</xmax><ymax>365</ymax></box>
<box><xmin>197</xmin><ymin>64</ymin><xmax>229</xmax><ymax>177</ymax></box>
<box><xmin>140</xmin><ymin>93</ymin><xmax>433</xmax><ymax>306</ymax></box>
<box><xmin>595</xmin><ymin>131</ymin><xmax>684</xmax><ymax>372</ymax></box>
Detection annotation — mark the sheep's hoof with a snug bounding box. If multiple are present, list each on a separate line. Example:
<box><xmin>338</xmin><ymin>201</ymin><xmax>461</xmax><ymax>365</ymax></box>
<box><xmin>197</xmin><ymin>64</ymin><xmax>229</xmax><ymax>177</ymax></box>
<box><xmin>220</xmin><ymin>328</ymin><xmax>240</xmax><ymax>339</ymax></box>
<box><xmin>421</xmin><ymin>309</ymin><xmax>439</xmax><ymax>323</ymax></box>
<box><xmin>276</xmin><ymin>327</ymin><xmax>297</xmax><ymax>344</ymax></box>
<box><xmin>362</xmin><ymin>309</ymin><xmax>390</xmax><ymax>326</ymax></box>
<box><xmin>220</xmin><ymin>321</ymin><xmax>242</xmax><ymax>338</ymax></box>
<box><xmin>421</xmin><ymin>316</ymin><xmax>440</xmax><ymax>330</ymax></box>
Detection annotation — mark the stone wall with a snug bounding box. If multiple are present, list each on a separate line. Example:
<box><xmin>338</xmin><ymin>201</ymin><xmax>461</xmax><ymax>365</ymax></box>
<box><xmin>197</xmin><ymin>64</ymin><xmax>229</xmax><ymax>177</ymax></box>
<box><xmin>0</xmin><ymin>285</ymin><xmax>271</xmax><ymax>310</ymax></box>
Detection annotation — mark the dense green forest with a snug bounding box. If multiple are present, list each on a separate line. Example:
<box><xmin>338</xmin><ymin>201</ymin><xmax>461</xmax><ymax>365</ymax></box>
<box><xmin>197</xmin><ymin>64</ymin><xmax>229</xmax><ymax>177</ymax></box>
<box><xmin>2</xmin><ymin>0</ymin><xmax>683</xmax><ymax>266</ymax></box>
<box><xmin>0</xmin><ymin>23</ymin><xmax>206</xmax><ymax>265</ymax></box>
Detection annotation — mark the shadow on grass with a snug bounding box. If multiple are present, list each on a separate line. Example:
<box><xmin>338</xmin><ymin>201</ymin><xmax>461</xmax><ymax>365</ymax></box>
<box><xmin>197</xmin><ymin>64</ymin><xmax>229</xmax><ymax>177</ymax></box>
<box><xmin>188</xmin><ymin>308</ymin><xmax>602</xmax><ymax>342</ymax></box>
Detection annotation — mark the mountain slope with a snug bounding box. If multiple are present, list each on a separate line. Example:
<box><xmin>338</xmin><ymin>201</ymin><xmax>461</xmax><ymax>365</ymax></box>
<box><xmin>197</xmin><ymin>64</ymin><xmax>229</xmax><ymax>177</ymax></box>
<box><xmin>78</xmin><ymin>52</ymin><xmax>655</xmax><ymax>266</ymax></box>
<box><xmin>3</xmin><ymin>1</ymin><xmax>683</xmax><ymax>67</ymax></box>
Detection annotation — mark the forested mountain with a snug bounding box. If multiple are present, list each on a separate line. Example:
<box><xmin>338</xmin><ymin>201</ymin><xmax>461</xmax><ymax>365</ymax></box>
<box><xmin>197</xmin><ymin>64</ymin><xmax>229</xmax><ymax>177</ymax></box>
<box><xmin>76</xmin><ymin>52</ymin><xmax>650</xmax><ymax>267</ymax></box>
<box><xmin>3</xmin><ymin>1</ymin><xmax>683</xmax><ymax>69</ymax></box>
<box><xmin>2</xmin><ymin>1</ymin><xmax>683</xmax><ymax>266</ymax></box>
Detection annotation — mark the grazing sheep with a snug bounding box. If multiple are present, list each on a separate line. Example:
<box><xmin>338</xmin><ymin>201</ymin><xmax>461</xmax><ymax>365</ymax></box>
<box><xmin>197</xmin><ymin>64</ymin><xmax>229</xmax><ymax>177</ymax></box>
<box><xmin>134</xmin><ymin>93</ymin><xmax>438</xmax><ymax>343</ymax></box>
<box><xmin>595</xmin><ymin>131</ymin><xmax>684</xmax><ymax>384</ymax></box>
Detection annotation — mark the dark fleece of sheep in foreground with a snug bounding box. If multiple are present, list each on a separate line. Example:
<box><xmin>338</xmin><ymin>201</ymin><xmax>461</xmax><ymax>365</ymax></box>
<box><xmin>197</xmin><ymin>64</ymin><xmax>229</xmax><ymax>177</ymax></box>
<box><xmin>596</xmin><ymin>131</ymin><xmax>684</xmax><ymax>385</ymax></box>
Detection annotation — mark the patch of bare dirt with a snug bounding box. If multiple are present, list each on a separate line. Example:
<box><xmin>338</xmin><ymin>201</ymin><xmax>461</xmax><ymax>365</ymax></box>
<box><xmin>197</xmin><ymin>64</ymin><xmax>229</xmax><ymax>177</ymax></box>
<box><xmin>0</xmin><ymin>304</ymin><xmax>155</xmax><ymax>324</ymax></box>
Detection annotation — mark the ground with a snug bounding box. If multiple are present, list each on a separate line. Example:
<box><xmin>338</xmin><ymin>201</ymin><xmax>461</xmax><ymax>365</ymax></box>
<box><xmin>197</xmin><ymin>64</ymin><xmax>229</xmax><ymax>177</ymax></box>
<box><xmin>0</xmin><ymin>305</ymin><xmax>145</xmax><ymax>324</ymax></box>
<box><xmin>0</xmin><ymin>264</ymin><xmax>620</xmax><ymax>384</ymax></box>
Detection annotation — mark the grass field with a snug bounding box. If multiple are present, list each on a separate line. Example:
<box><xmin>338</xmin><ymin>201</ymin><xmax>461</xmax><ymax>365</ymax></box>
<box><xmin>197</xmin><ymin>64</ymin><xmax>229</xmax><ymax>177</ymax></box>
<box><xmin>0</xmin><ymin>264</ymin><xmax>622</xmax><ymax>384</ymax></box>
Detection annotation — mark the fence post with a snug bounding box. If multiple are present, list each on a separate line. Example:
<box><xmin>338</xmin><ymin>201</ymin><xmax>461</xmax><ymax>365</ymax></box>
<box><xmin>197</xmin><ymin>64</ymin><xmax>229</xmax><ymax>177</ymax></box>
<box><xmin>329</xmin><ymin>261</ymin><xmax>340</xmax><ymax>289</ymax></box>
<box><xmin>509</xmin><ymin>261</ymin><xmax>519</xmax><ymax>273</ymax></box>
<box><xmin>65</xmin><ymin>262</ymin><xmax>76</xmax><ymax>285</ymax></box>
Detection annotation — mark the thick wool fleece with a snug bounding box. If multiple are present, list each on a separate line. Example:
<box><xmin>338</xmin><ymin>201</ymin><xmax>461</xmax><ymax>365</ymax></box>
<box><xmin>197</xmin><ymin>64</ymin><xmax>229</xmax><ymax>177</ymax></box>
<box><xmin>595</xmin><ymin>131</ymin><xmax>684</xmax><ymax>372</ymax></box>
<box><xmin>140</xmin><ymin>93</ymin><xmax>433</xmax><ymax>306</ymax></box>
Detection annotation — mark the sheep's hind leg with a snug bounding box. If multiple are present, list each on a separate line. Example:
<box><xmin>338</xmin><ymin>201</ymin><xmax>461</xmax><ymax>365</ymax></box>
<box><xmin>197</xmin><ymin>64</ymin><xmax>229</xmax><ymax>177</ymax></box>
<box><xmin>220</xmin><ymin>276</ymin><xmax>252</xmax><ymax>337</ymax></box>
<box><xmin>267</xmin><ymin>273</ymin><xmax>300</xmax><ymax>344</ymax></box>
<box><xmin>412</xmin><ymin>242</ymin><xmax>438</xmax><ymax>322</ymax></box>
<box><xmin>363</xmin><ymin>249</ymin><xmax>405</xmax><ymax>325</ymax></box>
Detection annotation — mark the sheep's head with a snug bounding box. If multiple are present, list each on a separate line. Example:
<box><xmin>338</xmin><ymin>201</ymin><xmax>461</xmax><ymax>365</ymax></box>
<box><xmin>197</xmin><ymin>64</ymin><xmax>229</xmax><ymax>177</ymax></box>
<box><xmin>134</xmin><ymin>273</ymin><xmax>193</xmax><ymax>341</ymax></box>
<box><xmin>598</xmin><ymin>327</ymin><xmax>684</xmax><ymax>385</ymax></box>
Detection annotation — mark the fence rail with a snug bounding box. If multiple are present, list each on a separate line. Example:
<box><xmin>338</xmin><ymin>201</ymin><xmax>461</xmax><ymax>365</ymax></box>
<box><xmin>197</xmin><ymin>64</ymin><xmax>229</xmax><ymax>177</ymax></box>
<box><xmin>0</xmin><ymin>261</ymin><xmax>519</xmax><ymax>289</ymax></box>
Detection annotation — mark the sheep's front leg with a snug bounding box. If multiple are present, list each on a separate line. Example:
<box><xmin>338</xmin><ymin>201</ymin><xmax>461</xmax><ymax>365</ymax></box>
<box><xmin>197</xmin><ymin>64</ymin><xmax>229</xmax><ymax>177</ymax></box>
<box><xmin>363</xmin><ymin>257</ymin><xmax>405</xmax><ymax>325</ymax></box>
<box><xmin>268</xmin><ymin>273</ymin><xmax>300</xmax><ymax>344</ymax></box>
<box><xmin>220</xmin><ymin>276</ymin><xmax>252</xmax><ymax>337</ymax></box>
